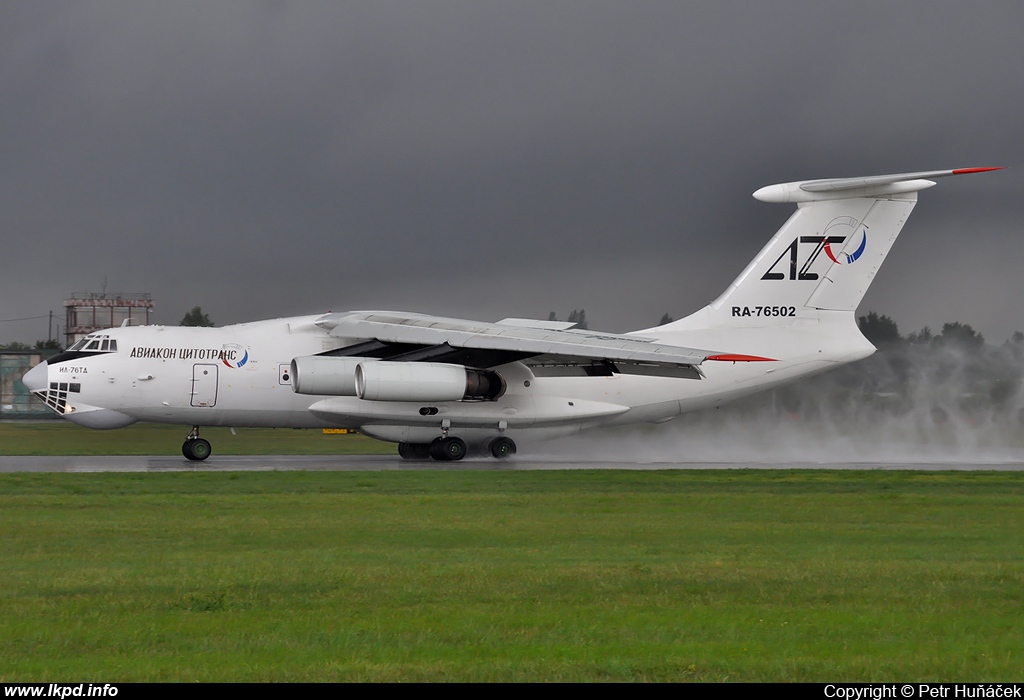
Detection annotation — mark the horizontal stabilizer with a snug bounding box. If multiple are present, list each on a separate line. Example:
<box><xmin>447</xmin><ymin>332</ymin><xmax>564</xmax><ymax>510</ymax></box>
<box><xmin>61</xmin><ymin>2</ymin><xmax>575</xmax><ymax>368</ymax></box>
<box><xmin>754</xmin><ymin>167</ymin><xmax>1003</xmax><ymax>203</ymax></box>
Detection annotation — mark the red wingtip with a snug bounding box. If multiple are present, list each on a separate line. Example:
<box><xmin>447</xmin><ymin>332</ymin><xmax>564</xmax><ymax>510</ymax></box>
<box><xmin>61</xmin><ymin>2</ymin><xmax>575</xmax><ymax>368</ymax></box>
<box><xmin>706</xmin><ymin>353</ymin><xmax>777</xmax><ymax>363</ymax></box>
<box><xmin>952</xmin><ymin>167</ymin><xmax>1005</xmax><ymax>175</ymax></box>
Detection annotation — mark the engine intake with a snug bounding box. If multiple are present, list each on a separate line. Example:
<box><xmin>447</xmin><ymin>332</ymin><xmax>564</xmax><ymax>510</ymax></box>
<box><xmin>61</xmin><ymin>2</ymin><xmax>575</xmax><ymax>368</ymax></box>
<box><xmin>355</xmin><ymin>361</ymin><xmax>505</xmax><ymax>402</ymax></box>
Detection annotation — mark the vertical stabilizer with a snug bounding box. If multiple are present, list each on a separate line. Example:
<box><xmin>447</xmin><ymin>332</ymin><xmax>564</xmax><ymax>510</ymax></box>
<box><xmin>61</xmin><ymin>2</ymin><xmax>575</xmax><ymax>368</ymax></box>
<box><xmin>707</xmin><ymin>193</ymin><xmax>916</xmax><ymax>324</ymax></box>
<box><xmin>659</xmin><ymin>168</ymin><xmax>1001</xmax><ymax>332</ymax></box>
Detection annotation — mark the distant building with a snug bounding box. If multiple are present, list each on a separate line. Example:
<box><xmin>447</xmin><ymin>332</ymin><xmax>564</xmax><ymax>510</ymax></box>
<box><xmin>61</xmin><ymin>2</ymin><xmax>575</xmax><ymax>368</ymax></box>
<box><xmin>64</xmin><ymin>291</ymin><xmax>153</xmax><ymax>347</ymax></box>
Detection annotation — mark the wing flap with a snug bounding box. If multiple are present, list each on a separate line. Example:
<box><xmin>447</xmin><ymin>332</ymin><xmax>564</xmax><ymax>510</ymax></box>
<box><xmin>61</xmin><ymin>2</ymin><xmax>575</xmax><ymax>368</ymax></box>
<box><xmin>318</xmin><ymin>311</ymin><xmax>714</xmax><ymax>368</ymax></box>
<box><xmin>495</xmin><ymin>317</ymin><xmax>577</xmax><ymax>331</ymax></box>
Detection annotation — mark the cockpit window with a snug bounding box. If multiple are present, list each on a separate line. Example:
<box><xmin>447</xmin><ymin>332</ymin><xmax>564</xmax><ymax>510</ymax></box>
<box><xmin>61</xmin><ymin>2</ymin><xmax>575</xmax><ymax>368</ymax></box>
<box><xmin>72</xmin><ymin>334</ymin><xmax>117</xmax><ymax>352</ymax></box>
<box><xmin>49</xmin><ymin>335</ymin><xmax>118</xmax><ymax>366</ymax></box>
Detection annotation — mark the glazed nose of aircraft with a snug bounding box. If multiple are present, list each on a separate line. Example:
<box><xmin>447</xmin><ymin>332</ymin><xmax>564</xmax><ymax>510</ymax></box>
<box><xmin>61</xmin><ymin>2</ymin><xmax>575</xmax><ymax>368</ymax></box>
<box><xmin>22</xmin><ymin>361</ymin><xmax>48</xmax><ymax>393</ymax></box>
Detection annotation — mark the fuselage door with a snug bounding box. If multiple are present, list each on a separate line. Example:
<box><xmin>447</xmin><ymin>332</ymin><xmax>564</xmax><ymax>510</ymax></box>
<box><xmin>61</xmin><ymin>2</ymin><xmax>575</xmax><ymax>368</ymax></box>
<box><xmin>190</xmin><ymin>364</ymin><xmax>219</xmax><ymax>407</ymax></box>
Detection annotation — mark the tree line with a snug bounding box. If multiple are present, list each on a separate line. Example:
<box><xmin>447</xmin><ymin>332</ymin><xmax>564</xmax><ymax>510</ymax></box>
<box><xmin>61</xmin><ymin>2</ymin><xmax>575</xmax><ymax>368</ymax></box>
<box><xmin>856</xmin><ymin>311</ymin><xmax>997</xmax><ymax>349</ymax></box>
<box><xmin>758</xmin><ymin>311</ymin><xmax>1024</xmax><ymax>423</ymax></box>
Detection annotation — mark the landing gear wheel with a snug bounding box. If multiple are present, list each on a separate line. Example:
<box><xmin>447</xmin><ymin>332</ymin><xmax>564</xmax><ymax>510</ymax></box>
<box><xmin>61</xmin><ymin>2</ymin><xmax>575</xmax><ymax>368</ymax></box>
<box><xmin>398</xmin><ymin>442</ymin><xmax>432</xmax><ymax>460</ymax></box>
<box><xmin>430</xmin><ymin>436</ymin><xmax>467</xmax><ymax>461</ymax></box>
<box><xmin>489</xmin><ymin>437</ymin><xmax>517</xmax><ymax>459</ymax></box>
<box><xmin>183</xmin><ymin>438</ymin><xmax>212</xmax><ymax>461</ymax></box>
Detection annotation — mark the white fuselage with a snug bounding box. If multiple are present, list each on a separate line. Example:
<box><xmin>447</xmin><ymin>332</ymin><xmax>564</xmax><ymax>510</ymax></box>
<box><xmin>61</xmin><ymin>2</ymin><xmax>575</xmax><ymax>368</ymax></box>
<box><xmin>32</xmin><ymin>310</ymin><xmax>872</xmax><ymax>447</ymax></box>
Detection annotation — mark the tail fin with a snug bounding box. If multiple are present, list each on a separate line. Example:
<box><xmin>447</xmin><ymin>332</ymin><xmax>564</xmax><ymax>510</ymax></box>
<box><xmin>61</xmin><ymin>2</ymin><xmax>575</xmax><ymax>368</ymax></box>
<box><xmin>686</xmin><ymin>168</ymin><xmax>1001</xmax><ymax>328</ymax></box>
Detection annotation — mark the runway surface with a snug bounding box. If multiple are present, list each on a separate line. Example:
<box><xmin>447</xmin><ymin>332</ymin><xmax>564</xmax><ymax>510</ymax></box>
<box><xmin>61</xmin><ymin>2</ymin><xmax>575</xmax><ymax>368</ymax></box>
<box><xmin>3</xmin><ymin>455</ymin><xmax>1024</xmax><ymax>472</ymax></box>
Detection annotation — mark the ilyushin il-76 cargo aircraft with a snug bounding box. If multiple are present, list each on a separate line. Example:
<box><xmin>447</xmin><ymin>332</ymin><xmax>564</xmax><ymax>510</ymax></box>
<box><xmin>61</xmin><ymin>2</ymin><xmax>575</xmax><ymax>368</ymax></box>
<box><xmin>24</xmin><ymin>167</ymin><xmax>1000</xmax><ymax>461</ymax></box>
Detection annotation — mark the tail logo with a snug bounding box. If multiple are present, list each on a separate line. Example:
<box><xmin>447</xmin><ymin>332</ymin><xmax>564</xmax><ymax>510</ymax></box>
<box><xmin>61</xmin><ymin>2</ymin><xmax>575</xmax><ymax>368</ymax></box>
<box><xmin>824</xmin><ymin>229</ymin><xmax>867</xmax><ymax>265</ymax></box>
<box><xmin>761</xmin><ymin>216</ymin><xmax>867</xmax><ymax>281</ymax></box>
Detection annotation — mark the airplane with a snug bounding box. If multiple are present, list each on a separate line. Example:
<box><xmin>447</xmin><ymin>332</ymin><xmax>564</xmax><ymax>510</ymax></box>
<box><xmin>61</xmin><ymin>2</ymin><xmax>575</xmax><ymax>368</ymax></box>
<box><xmin>22</xmin><ymin>167</ymin><xmax>1001</xmax><ymax>461</ymax></box>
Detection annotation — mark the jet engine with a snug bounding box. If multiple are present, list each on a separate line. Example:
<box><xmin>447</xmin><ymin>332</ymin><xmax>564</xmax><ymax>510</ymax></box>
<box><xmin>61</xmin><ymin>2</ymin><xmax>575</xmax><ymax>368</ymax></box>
<box><xmin>290</xmin><ymin>356</ymin><xmax>364</xmax><ymax>395</ymax></box>
<box><xmin>355</xmin><ymin>361</ymin><xmax>505</xmax><ymax>402</ymax></box>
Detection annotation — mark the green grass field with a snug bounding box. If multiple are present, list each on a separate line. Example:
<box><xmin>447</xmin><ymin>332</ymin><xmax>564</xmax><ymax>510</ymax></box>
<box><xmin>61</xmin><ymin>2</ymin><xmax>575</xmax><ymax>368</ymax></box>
<box><xmin>1</xmin><ymin>469</ymin><xmax>1021</xmax><ymax>681</ymax></box>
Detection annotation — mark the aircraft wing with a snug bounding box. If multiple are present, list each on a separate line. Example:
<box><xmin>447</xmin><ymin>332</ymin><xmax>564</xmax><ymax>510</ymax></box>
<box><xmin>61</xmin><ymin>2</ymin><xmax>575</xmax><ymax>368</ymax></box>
<box><xmin>314</xmin><ymin>311</ymin><xmax>722</xmax><ymax>370</ymax></box>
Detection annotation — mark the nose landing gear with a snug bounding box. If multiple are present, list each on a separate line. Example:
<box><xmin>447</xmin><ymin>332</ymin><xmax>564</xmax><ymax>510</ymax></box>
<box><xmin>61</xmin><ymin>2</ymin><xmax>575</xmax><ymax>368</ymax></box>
<box><xmin>182</xmin><ymin>426</ymin><xmax>212</xmax><ymax>461</ymax></box>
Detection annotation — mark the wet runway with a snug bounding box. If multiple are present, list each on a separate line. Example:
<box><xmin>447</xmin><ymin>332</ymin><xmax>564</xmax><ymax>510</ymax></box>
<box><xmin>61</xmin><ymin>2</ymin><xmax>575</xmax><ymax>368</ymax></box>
<box><xmin>3</xmin><ymin>455</ymin><xmax>1024</xmax><ymax>472</ymax></box>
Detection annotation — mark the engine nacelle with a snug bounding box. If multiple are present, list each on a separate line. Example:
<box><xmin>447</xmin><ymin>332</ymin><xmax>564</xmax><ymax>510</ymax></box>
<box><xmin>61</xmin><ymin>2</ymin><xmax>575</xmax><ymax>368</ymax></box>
<box><xmin>291</xmin><ymin>356</ymin><xmax>366</xmax><ymax>395</ymax></box>
<box><xmin>355</xmin><ymin>361</ymin><xmax>505</xmax><ymax>402</ymax></box>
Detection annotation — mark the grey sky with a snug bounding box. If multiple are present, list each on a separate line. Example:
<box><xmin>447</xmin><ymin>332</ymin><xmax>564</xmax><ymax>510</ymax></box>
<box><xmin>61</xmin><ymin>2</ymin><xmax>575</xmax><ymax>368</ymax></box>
<box><xmin>2</xmin><ymin>1</ymin><xmax>1021</xmax><ymax>345</ymax></box>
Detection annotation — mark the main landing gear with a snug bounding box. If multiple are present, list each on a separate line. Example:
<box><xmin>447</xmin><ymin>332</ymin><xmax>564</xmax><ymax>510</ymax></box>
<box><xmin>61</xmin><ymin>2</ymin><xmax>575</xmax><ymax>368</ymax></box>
<box><xmin>182</xmin><ymin>426</ymin><xmax>212</xmax><ymax>461</ymax></box>
<box><xmin>487</xmin><ymin>436</ymin><xmax>517</xmax><ymax>459</ymax></box>
<box><xmin>430</xmin><ymin>436</ymin><xmax>467</xmax><ymax>461</ymax></box>
<box><xmin>397</xmin><ymin>436</ymin><xmax>517</xmax><ymax>461</ymax></box>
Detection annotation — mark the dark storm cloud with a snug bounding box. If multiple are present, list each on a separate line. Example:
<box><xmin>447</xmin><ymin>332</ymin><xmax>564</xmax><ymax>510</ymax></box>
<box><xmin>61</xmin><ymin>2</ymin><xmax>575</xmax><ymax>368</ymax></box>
<box><xmin>1</xmin><ymin>1</ymin><xmax>1021</xmax><ymax>344</ymax></box>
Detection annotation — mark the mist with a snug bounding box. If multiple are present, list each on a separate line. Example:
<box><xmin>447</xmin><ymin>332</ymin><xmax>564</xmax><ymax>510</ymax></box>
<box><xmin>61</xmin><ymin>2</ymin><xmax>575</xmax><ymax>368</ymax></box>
<box><xmin>538</xmin><ymin>336</ymin><xmax>1024</xmax><ymax>465</ymax></box>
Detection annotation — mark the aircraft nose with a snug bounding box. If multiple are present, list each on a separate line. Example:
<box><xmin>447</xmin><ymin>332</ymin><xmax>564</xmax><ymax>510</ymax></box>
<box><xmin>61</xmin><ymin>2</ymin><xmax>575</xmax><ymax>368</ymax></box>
<box><xmin>22</xmin><ymin>361</ymin><xmax>48</xmax><ymax>393</ymax></box>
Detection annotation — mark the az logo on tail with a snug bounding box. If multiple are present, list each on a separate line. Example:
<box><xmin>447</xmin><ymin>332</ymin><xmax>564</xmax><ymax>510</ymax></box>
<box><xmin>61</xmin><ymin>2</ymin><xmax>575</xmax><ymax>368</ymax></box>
<box><xmin>762</xmin><ymin>222</ymin><xmax>868</xmax><ymax>281</ymax></box>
